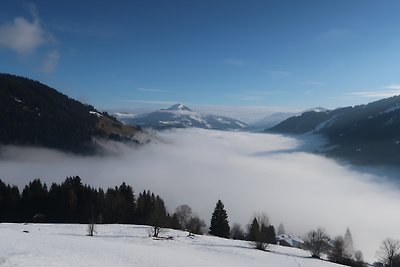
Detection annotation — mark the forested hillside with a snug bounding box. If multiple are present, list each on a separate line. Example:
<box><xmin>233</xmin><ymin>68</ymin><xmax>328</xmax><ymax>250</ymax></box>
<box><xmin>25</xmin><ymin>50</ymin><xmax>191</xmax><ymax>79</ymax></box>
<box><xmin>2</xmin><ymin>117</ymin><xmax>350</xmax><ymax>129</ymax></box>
<box><xmin>0</xmin><ymin>74</ymin><xmax>141</xmax><ymax>153</ymax></box>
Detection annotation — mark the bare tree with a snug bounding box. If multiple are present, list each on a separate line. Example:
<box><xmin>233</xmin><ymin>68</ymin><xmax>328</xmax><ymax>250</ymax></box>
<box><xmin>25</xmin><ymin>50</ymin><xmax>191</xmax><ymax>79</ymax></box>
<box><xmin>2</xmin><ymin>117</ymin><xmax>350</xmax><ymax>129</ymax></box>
<box><xmin>329</xmin><ymin>236</ymin><xmax>346</xmax><ymax>263</ymax></box>
<box><xmin>187</xmin><ymin>216</ymin><xmax>205</xmax><ymax>235</ymax></box>
<box><xmin>303</xmin><ymin>228</ymin><xmax>331</xmax><ymax>258</ymax></box>
<box><xmin>354</xmin><ymin>250</ymin><xmax>363</xmax><ymax>263</ymax></box>
<box><xmin>175</xmin><ymin>204</ymin><xmax>192</xmax><ymax>230</ymax></box>
<box><xmin>377</xmin><ymin>238</ymin><xmax>400</xmax><ymax>267</ymax></box>
<box><xmin>149</xmin><ymin>197</ymin><xmax>167</xmax><ymax>237</ymax></box>
<box><xmin>231</xmin><ymin>223</ymin><xmax>245</xmax><ymax>240</ymax></box>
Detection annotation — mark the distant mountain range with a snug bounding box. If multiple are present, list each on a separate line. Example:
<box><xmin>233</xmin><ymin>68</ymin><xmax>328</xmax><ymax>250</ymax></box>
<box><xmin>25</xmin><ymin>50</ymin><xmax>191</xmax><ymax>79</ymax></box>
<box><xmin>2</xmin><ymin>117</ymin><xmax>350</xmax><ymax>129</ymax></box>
<box><xmin>116</xmin><ymin>104</ymin><xmax>247</xmax><ymax>130</ymax></box>
<box><xmin>247</xmin><ymin>108</ymin><xmax>328</xmax><ymax>131</ymax></box>
<box><xmin>247</xmin><ymin>112</ymin><xmax>296</xmax><ymax>131</ymax></box>
<box><xmin>0</xmin><ymin>73</ymin><xmax>147</xmax><ymax>153</ymax></box>
<box><xmin>268</xmin><ymin>96</ymin><xmax>400</xmax><ymax>165</ymax></box>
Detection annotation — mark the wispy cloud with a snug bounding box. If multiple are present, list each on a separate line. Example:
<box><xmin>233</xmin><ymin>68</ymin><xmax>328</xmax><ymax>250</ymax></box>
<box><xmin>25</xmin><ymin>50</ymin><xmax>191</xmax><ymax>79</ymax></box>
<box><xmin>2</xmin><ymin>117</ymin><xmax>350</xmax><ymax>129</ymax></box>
<box><xmin>266</xmin><ymin>70</ymin><xmax>293</xmax><ymax>78</ymax></box>
<box><xmin>223</xmin><ymin>58</ymin><xmax>247</xmax><ymax>67</ymax></box>
<box><xmin>0</xmin><ymin>4</ymin><xmax>59</xmax><ymax>73</ymax></box>
<box><xmin>266</xmin><ymin>70</ymin><xmax>325</xmax><ymax>86</ymax></box>
<box><xmin>314</xmin><ymin>28</ymin><xmax>355</xmax><ymax>43</ymax></box>
<box><xmin>123</xmin><ymin>100</ymin><xmax>179</xmax><ymax>106</ymax></box>
<box><xmin>344</xmin><ymin>84</ymin><xmax>400</xmax><ymax>99</ymax></box>
<box><xmin>137</xmin><ymin>88</ymin><xmax>165</xmax><ymax>93</ymax></box>
<box><xmin>385</xmin><ymin>83</ymin><xmax>400</xmax><ymax>90</ymax></box>
<box><xmin>299</xmin><ymin>79</ymin><xmax>326</xmax><ymax>86</ymax></box>
<box><xmin>40</xmin><ymin>50</ymin><xmax>60</xmax><ymax>73</ymax></box>
<box><xmin>0</xmin><ymin>4</ymin><xmax>54</xmax><ymax>54</ymax></box>
<box><xmin>226</xmin><ymin>90</ymin><xmax>279</xmax><ymax>102</ymax></box>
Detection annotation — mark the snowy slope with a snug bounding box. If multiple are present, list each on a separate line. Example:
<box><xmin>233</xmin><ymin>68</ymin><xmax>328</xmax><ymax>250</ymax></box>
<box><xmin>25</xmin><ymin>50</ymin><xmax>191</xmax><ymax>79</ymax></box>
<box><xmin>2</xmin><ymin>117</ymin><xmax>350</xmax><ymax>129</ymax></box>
<box><xmin>0</xmin><ymin>223</ymin><xmax>344</xmax><ymax>267</ymax></box>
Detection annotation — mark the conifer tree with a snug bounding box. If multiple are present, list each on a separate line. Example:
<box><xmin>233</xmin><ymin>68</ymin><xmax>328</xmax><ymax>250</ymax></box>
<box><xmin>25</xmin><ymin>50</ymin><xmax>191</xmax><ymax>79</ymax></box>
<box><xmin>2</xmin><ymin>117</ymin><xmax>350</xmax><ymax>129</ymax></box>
<box><xmin>209</xmin><ymin>200</ymin><xmax>230</xmax><ymax>238</ymax></box>
<box><xmin>248</xmin><ymin>217</ymin><xmax>260</xmax><ymax>241</ymax></box>
<box><xmin>344</xmin><ymin>227</ymin><xmax>355</xmax><ymax>258</ymax></box>
<box><xmin>266</xmin><ymin>225</ymin><xmax>277</xmax><ymax>244</ymax></box>
<box><xmin>277</xmin><ymin>223</ymin><xmax>285</xmax><ymax>235</ymax></box>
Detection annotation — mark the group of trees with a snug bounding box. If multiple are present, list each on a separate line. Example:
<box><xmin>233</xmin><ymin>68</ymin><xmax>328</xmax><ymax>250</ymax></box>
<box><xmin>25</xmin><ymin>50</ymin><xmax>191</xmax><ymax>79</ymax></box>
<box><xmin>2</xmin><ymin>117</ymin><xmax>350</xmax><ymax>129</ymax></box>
<box><xmin>303</xmin><ymin>227</ymin><xmax>365</xmax><ymax>267</ymax></box>
<box><xmin>0</xmin><ymin>177</ymin><xmax>202</xmax><ymax>237</ymax></box>
<box><xmin>208</xmin><ymin>200</ymin><xmax>276</xmax><ymax>250</ymax></box>
<box><xmin>247</xmin><ymin>215</ymin><xmax>276</xmax><ymax>250</ymax></box>
<box><xmin>303</xmin><ymin>227</ymin><xmax>400</xmax><ymax>267</ymax></box>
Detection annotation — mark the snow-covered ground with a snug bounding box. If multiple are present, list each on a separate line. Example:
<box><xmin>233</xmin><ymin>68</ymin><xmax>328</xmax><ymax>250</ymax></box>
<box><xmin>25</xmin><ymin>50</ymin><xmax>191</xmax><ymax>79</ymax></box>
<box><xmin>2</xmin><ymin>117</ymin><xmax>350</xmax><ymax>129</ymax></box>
<box><xmin>0</xmin><ymin>223</ymin><xmax>342</xmax><ymax>267</ymax></box>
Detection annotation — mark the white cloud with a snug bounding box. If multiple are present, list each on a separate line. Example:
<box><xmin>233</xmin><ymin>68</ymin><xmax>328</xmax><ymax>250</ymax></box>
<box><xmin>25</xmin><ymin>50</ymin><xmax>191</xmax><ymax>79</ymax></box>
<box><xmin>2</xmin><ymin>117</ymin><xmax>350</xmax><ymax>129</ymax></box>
<box><xmin>225</xmin><ymin>90</ymin><xmax>280</xmax><ymax>103</ymax></box>
<box><xmin>40</xmin><ymin>49</ymin><xmax>60</xmax><ymax>73</ymax></box>
<box><xmin>266</xmin><ymin>70</ymin><xmax>293</xmax><ymax>78</ymax></box>
<box><xmin>344</xmin><ymin>84</ymin><xmax>400</xmax><ymax>99</ymax></box>
<box><xmin>124</xmin><ymin>100</ymin><xmax>180</xmax><ymax>106</ymax></box>
<box><xmin>0</xmin><ymin>7</ymin><xmax>54</xmax><ymax>54</ymax></box>
<box><xmin>191</xmin><ymin>104</ymin><xmax>300</xmax><ymax>123</ymax></box>
<box><xmin>223</xmin><ymin>58</ymin><xmax>247</xmax><ymax>66</ymax></box>
<box><xmin>385</xmin><ymin>83</ymin><xmax>400</xmax><ymax>90</ymax></box>
<box><xmin>266</xmin><ymin>70</ymin><xmax>325</xmax><ymax>87</ymax></box>
<box><xmin>0</xmin><ymin>129</ymin><xmax>399</xmax><ymax>262</ymax></box>
<box><xmin>137</xmin><ymin>88</ymin><xmax>165</xmax><ymax>93</ymax></box>
<box><xmin>314</xmin><ymin>29</ymin><xmax>355</xmax><ymax>43</ymax></box>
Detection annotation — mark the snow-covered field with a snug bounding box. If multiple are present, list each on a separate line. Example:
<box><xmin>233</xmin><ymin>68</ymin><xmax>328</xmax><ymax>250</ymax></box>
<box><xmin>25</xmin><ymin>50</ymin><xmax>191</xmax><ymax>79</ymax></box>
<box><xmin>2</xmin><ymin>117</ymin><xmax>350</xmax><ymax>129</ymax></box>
<box><xmin>0</xmin><ymin>223</ymin><xmax>341</xmax><ymax>267</ymax></box>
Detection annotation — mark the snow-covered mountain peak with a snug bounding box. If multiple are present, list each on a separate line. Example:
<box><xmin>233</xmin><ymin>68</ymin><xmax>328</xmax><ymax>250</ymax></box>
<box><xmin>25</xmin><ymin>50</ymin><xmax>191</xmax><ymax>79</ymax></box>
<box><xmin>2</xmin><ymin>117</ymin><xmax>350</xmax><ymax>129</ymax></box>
<box><xmin>118</xmin><ymin>104</ymin><xmax>247</xmax><ymax>130</ymax></box>
<box><xmin>303</xmin><ymin>107</ymin><xmax>329</xmax><ymax>113</ymax></box>
<box><xmin>166</xmin><ymin>103</ymin><xmax>192</xmax><ymax>112</ymax></box>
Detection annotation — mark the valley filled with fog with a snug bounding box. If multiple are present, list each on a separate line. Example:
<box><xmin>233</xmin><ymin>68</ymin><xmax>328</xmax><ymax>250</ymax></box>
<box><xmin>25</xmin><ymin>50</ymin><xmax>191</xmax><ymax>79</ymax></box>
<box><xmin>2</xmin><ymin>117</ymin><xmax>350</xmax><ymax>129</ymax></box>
<box><xmin>1</xmin><ymin>129</ymin><xmax>400</xmax><ymax>261</ymax></box>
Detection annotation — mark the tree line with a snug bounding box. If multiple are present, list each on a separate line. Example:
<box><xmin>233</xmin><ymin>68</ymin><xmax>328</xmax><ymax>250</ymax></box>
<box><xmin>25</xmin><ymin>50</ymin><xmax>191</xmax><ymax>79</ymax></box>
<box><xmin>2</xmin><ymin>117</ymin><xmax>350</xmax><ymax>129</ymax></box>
<box><xmin>0</xmin><ymin>177</ymin><xmax>169</xmax><ymax>227</ymax></box>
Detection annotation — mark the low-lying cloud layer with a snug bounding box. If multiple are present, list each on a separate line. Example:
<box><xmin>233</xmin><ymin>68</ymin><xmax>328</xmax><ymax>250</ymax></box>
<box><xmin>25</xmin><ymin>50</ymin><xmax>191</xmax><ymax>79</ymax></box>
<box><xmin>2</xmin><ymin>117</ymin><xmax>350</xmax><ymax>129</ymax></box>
<box><xmin>1</xmin><ymin>129</ymin><xmax>400</xmax><ymax>262</ymax></box>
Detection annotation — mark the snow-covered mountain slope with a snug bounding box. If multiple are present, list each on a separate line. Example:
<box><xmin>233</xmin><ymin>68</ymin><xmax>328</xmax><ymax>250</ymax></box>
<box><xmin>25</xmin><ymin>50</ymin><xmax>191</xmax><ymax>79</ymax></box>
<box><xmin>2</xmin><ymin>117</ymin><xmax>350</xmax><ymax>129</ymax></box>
<box><xmin>117</xmin><ymin>104</ymin><xmax>247</xmax><ymax>130</ymax></box>
<box><xmin>247</xmin><ymin>108</ymin><xmax>329</xmax><ymax>131</ymax></box>
<box><xmin>269</xmin><ymin>95</ymin><xmax>400</xmax><ymax>165</ymax></box>
<box><xmin>248</xmin><ymin>112</ymin><xmax>297</xmax><ymax>131</ymax></box>
<box><xmin>0</xmin><ymin>223</ymin><xmax>342</xmax><ymax>267</ymax></box>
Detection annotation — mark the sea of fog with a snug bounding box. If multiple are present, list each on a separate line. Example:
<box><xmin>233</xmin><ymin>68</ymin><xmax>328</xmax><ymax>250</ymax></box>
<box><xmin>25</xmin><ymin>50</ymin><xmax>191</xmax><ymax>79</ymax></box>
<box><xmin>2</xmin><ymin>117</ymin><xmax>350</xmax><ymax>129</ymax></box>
<box><xmin>1</xmin><ymin>128</ymin><xmax>400</xmax><ymax>262</ymax></box>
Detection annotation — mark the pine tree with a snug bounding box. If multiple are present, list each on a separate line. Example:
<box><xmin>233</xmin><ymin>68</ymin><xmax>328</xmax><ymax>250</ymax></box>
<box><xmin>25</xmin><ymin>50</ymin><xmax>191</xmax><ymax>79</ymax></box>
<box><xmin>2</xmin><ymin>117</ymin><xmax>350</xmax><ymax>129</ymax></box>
<box><xmin>266</xmin><ymin>225</ymin><xmax>277</xmax><ymax>244</ymax></box>
<box><xmin>344</xmin><ymin>227</ymin><xmax>354</xmax><ymax>258</ymax></box>
<box><xmin>248</xmin><ymin>218</ymin><xmax>260</xmax><ymax>241</ymax></box>
<box><xmin>209</xmin><ymin>200</ymin><xmax>230</xmax><ymax>238</ymax></box>
<box><xmin>277</xmin><ymin>223</ymin><xmax>285</xmax><ymax>235</ymax></box>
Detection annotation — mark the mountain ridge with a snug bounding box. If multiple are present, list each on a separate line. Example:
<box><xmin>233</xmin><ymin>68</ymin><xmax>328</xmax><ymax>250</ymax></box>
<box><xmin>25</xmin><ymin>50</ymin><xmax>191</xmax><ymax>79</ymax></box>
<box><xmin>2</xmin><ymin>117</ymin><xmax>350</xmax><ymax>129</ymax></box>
<box><xmin>268</xmin><ymin>95</ymin><xmax>400</xmax><ymax>165</ymax></box>
<box><xmin>117</xmin><ymin>104</ymin><xmax>247</xmax><ymax>130</ymax></box>
<box><xmin>0</xmin><ymin>73</ymin><xmax>146</xmax><ymax>153</ymax></box>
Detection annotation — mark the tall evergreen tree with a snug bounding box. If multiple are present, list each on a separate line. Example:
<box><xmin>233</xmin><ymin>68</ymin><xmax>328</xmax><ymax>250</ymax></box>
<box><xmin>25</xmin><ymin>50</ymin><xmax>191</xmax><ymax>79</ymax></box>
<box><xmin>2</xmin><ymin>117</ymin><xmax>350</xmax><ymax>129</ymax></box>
<box><xmin>344</xmin><ymin>227</ymin><xmax>355</xmax><ymax>258</ymax></box>
<box><xmin>266</xmin><ymin>225</ymin><xmax>277</xmax><ymax>244</ymax></box>
<box><xmin>209</xmin><ymin>200</ymin><xmax>230</xmax><ymax>238</ymax></box>
<box><xmin>248</xmin><ymin>217</ymin><xmax>260</xmax><ymax>241</ymax></box>
<box><xmin>277</xmin><ymin>223</ymin><xmax>286</xmax><ymax>235</ymax></box>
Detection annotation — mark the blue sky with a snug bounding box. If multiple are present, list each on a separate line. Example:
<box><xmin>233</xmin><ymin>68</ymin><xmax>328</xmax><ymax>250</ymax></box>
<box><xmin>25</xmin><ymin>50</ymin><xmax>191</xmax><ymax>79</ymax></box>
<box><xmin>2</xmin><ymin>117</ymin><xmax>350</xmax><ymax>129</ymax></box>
<box><xmin>2</xmin><ymin>0</ymin><xmax>400</xmax><ymax>118</ymax></box>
